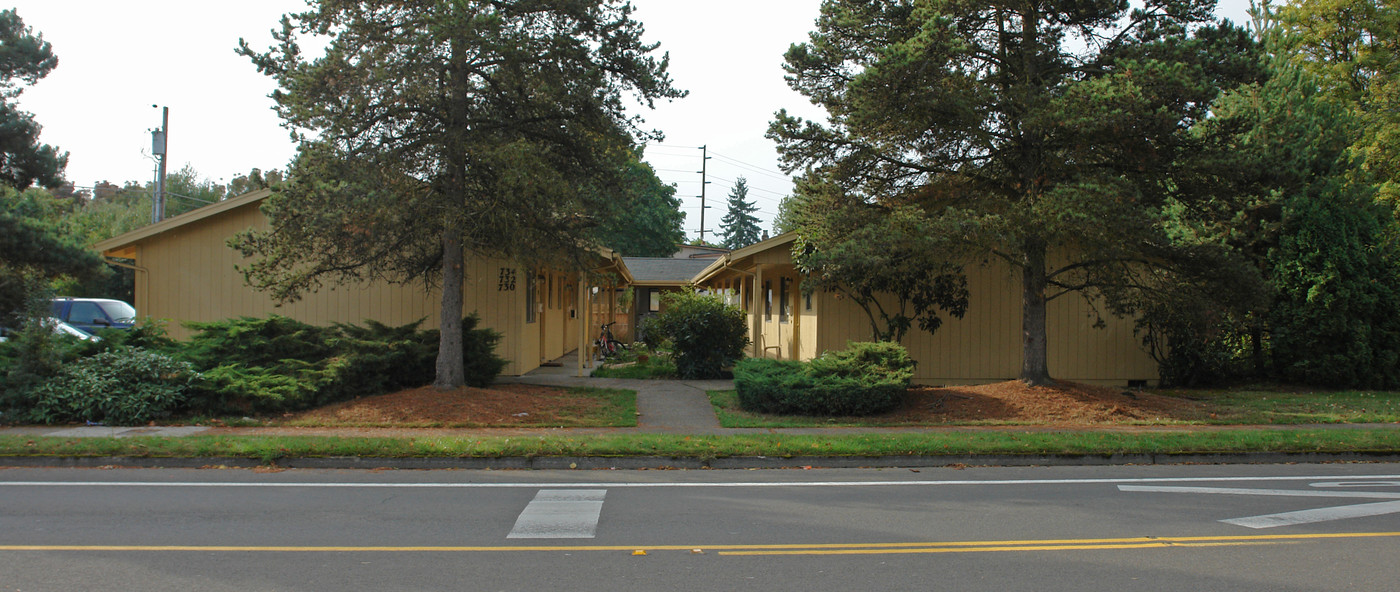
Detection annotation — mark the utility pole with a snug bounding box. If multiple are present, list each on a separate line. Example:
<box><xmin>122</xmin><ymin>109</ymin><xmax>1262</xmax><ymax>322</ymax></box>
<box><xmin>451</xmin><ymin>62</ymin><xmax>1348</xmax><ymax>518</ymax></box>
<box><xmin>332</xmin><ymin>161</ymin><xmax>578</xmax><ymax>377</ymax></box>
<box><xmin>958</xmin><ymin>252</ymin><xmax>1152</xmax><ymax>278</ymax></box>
<box><xmin>697</xmin><ymin>144</ymin><xmax>712</xmax><ymax>243</ymax></box>
<box><xmin>151</xmin><ymin>105</ymin><xmax>168</xmax><ymax>223</ymax></box>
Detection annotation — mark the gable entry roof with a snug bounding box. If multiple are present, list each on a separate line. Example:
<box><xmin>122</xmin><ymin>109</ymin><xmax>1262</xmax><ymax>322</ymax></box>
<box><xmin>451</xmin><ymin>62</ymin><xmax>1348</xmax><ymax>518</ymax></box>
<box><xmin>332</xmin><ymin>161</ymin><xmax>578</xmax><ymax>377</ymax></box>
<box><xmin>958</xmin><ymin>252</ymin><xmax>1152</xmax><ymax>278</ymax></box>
<box><xmin>621</xmin><ymin>257</ymin><xmax>715</xmax><ymax>286</ymax></box>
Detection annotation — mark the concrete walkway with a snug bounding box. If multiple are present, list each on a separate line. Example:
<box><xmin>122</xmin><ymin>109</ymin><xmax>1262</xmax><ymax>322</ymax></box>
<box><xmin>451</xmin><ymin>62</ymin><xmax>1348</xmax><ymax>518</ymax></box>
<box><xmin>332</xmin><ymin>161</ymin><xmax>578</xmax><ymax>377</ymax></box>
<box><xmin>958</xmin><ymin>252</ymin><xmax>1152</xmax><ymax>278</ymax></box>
<box><xmin>496</xmin><ymin>349</ymin><xmax>730</xmax><ymax>433</ymax></box>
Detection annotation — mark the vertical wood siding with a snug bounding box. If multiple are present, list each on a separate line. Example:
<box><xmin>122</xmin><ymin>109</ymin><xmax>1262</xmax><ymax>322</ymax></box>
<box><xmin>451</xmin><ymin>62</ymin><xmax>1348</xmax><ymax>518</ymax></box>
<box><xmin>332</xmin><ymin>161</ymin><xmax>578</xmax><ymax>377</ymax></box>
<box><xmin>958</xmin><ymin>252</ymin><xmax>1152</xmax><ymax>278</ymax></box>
<box><xmin>788</xmin><ymin>251</ymin><xmax>1156</xmax><ymax>386</ymax></box>
<box><xmin>126</xmin><ymin>201</ymin><xmax>570</xmax><ymax>376</ymax></box>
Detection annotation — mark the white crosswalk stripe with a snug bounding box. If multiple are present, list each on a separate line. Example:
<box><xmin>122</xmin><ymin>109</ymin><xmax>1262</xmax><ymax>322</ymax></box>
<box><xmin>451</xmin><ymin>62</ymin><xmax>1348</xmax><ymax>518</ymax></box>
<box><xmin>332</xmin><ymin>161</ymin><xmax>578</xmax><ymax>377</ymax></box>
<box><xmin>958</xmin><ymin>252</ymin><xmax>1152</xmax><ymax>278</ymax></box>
<box><xmin>507</xmin><ymin>489</ymin><xmax>607</xmax><ymax>539</ymax></box>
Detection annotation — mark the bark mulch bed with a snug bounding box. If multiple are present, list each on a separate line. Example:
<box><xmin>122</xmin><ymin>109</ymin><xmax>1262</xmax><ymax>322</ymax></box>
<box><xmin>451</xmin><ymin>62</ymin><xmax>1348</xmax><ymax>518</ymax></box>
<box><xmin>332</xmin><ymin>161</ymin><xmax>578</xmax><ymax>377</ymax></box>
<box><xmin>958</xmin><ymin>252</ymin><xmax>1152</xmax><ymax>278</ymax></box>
<box><xmin>282</xmin><ymin>384</ymin><xmax>616</xmax><ymax>427</ymax></box>
<box><xmin>888</xmin><ymin>380</ymin><xmax>1202</xmax><ymax>425</ymax></box>
<box><xmin>279</xmin><ymin>379</ymin><xmax>1198</xmax><ymax>427</ymax></box>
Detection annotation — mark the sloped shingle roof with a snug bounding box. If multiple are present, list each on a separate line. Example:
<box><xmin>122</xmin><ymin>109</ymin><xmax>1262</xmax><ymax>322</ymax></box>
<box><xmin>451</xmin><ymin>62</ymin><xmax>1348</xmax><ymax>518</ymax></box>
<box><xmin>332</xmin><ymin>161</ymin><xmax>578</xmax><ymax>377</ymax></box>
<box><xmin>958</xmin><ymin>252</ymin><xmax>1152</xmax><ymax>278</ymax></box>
<box><xmin>621</xmin><ymin>257</ymin><xmax>715</xmax><ymax>285</ymax></box>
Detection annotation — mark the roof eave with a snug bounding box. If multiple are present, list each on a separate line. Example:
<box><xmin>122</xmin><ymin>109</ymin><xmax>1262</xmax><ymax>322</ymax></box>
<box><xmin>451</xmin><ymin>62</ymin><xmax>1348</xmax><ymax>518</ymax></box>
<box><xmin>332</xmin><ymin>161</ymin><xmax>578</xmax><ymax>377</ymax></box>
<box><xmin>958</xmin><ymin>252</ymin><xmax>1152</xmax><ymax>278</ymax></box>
<box><xmin>94</xmin><ymin>188</ymin><xmax>273</xmax><ymax>255</ymax></box>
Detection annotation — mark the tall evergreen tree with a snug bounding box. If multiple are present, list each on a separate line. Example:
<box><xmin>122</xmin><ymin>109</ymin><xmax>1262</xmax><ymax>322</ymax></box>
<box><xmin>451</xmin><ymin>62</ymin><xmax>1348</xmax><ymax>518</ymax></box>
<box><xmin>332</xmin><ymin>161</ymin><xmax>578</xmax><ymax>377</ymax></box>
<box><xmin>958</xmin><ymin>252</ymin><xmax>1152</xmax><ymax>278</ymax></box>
<box><xmin>771</xmin><ymin>0</ymin><xmax>1263</xmax><ymax>385</ymax></box>
<box><xmin>0</xmin><ymin>9</ymin><xmax>65</xmax><ymax>190</ymax></box>
<box><xmin>235</xmin><ymin>0</ymin><xmax>683</xmax><ymax>387</ymax></box>
<box><xmin>718</xmin><ymin>176</ymin><xmax>761</xmax><ymax>250</ymax></box>
<box><xmin>0</xmin><ymin>11</ymin><xmax>100</xmax><ymax>326</ymax></box>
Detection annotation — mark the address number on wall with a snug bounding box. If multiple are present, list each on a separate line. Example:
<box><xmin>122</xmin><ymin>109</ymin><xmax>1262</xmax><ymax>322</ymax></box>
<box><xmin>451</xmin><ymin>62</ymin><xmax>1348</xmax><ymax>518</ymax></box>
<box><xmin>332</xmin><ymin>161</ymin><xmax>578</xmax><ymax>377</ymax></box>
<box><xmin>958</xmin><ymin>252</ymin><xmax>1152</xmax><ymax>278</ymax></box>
<box><xmin>497</xmin><ymin>268</ymin><xmax>516</xmax><ymax>291</ymax></box>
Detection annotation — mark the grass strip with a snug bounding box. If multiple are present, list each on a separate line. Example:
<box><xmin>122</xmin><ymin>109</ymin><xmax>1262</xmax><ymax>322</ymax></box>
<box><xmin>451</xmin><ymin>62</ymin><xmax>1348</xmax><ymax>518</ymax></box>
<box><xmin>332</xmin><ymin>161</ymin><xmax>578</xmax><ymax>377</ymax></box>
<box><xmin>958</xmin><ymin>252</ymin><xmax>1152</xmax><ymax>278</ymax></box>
<box><xmin>1</xmin><ymin>429</ymin><xmax>1398</xmax><ymax>463</ymax></box>
<box><xmin>590</xmin><ymin>358</ymin><xmax>678</xmax><ymax>379</ymax></box>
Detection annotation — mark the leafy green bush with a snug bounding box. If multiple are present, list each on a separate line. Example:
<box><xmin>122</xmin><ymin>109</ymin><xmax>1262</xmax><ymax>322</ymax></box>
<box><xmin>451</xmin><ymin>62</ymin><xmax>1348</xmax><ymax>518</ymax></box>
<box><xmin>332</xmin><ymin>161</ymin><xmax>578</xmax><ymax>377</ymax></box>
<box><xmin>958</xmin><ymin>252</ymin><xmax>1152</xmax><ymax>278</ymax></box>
<box><xmin>650</xmin><ymin>290</ymin><xmax>748</xmax><ymax>379</ymax></box>
<box><xmin>734</xmin><ymin>342</ymin><xmax>914</xmax><ymax>416</ymax></box>
<box><xmin>29</xmin><ymin>349</ymin><xmax>197</xmax><ymax>426</ymax></box>
<box><xmin>635</xmin><ymin>315</ymin><xmax>668</xmax><ymax>350</ymax></box>
<box><xmin>1268</xmin><ymin>185</ymin><xmax>1400</xmax><ymax>389</ymax></box>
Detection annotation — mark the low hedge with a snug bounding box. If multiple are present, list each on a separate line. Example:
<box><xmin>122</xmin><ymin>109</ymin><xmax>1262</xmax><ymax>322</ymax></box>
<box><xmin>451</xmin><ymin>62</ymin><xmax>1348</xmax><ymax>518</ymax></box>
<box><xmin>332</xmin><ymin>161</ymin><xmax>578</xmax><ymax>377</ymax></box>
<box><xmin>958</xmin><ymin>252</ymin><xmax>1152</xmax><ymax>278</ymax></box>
<box><xmin>184</xmin><ymin>315</ymin><xmax>505</xmax><ymax>414</ymax></box>
<box><xmin>734</xmin><ymin>341</ymin><xmax>915</xmax><ymax>416</ymax></box>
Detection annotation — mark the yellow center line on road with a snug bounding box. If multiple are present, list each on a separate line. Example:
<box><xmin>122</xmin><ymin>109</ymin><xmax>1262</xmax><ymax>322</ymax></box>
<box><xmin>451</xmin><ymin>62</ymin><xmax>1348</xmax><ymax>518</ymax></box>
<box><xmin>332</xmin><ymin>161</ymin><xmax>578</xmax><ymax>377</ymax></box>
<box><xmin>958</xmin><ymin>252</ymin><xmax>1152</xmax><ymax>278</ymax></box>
<box><xmin>719</xmin><ymin>540</ymin><xmax>1295</xmax><ymax>556</ymax></box>
<box><xmin>0</xmin><ymin>532</ymin><xmax>1393</xmax><ymax>555</ymax></box>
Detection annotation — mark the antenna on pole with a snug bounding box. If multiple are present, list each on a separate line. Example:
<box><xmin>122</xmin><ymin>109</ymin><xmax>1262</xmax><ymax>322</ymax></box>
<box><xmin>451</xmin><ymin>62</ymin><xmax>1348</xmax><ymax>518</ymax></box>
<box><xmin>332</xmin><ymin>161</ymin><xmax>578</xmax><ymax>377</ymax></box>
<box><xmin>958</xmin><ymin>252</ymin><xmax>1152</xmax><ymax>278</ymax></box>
<box><xmin>150</xmin><ymin>105</ymin><xmax>168</xmax><ymax>223</ymax></box>
<box><xmin>697</xmin><ymin>145</ymin><xmax>712</xmax><ymax>243</ymax></box>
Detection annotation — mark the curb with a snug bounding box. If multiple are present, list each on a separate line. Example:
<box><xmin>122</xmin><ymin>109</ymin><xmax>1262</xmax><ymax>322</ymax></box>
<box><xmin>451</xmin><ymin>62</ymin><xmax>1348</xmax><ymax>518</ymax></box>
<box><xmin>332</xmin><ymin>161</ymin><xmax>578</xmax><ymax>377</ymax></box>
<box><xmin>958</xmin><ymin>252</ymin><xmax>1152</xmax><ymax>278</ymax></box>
<box><xmin>4</xmin><ymin>451</ymin><xmax>1400</xmax><ymax>470</ymax></box>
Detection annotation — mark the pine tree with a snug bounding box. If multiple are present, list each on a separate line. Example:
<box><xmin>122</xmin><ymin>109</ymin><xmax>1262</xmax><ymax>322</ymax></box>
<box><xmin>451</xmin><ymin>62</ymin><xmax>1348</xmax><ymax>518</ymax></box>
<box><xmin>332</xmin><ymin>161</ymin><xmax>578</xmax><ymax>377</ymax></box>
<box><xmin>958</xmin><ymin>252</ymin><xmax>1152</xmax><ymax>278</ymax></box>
<box><xmin>235</xmin><ymin>0</ymin><xmax>682</xmax><ymax>388</ymax></box>
<box><xmin>718</xmin><ymin>176</ymin><xmax>761</xmax><ymax>250</ymax></box>
<box><xmin>771</xmin><ymin>0</ymin><xmax>1263</xmax><ymax>385</ymax></box>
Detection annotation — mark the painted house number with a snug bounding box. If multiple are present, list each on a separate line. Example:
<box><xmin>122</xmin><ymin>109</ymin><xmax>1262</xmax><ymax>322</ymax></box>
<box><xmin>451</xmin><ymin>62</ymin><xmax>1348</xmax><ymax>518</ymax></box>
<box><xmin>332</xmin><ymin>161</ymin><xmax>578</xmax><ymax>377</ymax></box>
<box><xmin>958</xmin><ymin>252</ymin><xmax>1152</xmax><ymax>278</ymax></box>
<box><xmin>498</xmin><ymin>268</ymin><xmax>517</xmax><ymax>291</ymax></box>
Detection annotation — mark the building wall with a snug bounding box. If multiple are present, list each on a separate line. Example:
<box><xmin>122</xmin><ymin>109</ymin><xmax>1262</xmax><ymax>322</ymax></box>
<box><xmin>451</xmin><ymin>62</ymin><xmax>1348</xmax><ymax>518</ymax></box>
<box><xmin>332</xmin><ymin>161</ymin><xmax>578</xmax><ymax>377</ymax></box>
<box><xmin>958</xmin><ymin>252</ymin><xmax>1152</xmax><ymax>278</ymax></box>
<box><xmin>811</xmin><ymin>258</ymin><xmax>1157</xmax><ymax>386</ymax></box>
<box><xmin>125</xmin><ymin>199</ymin><xmax>564</xmax><ymax>376</ymax></box>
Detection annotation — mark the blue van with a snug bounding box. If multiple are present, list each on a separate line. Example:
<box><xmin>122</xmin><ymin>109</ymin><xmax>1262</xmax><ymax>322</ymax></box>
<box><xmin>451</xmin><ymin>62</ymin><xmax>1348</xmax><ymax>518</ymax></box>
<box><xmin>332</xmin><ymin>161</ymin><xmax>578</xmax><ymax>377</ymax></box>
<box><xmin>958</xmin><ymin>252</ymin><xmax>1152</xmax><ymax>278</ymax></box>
<box><xmin>49</xmin><ymin>298</ymin><xmax>137</xmax><ymax>334</ymax></box>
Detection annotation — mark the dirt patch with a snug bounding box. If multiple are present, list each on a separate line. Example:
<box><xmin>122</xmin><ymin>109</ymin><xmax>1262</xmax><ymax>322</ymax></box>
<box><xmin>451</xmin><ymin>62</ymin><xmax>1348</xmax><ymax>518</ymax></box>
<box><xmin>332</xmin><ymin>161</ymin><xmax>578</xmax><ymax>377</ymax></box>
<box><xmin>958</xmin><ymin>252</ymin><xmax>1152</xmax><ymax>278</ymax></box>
<box><xmin>889</xmin><ymin>380</ymin><xmax>1201</xmax><ymax>424</ymax></box>
<box><xmin>282</xmin><ymin>384</ymin><xmax>614</xmax><ymax>427</ymax></box>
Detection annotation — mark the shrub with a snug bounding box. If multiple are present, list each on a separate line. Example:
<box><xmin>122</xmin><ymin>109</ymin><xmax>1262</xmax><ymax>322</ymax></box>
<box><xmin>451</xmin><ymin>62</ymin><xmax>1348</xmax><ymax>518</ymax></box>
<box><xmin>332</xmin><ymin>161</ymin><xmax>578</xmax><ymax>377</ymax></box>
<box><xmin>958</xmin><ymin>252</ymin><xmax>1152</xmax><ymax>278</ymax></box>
<box><xmin>650</xmin><ymin>290</ymin><xmax>748</xmax><ymax>379</ymax></box>
<box><xmin>635</xmin><ymin>315</ymin><xmax>668</xmax><ymax>350</ymax></box>
<box><xmin>0</xmin><ymin>315</ymin><xmax>88</xmax><ymax>417</ymax></box>
<box><xmin>182</xmin><ymin>314</ymin><xmax>504</xmax><ymax>414</ymax></box>
<box><xmin>734</xmin><ymin>342</ymin><xmax>914</xmax><ymax>416</ymax></box>
<box><xmin>29</xmin><ymin>349</ymin><xmax>197</xmax><ymax>426</ymax></box>
<box><xmin>416</xmin><ymin>315</ymin><xmax>507</xmax><ymax>388</ymax></box>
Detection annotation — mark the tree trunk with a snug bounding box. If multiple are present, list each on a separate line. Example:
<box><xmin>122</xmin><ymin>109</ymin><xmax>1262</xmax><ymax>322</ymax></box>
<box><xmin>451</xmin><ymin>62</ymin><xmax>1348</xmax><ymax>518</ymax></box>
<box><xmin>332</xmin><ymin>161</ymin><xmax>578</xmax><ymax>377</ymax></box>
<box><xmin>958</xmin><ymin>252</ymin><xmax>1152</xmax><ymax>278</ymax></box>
<box><xmin>434</xmin><ymin>229</ymin><xmax>466</xmax><ymax>389</ymax></box>
<box><xmin>1020</xmin><ymin>241</ymin><xmax>1053</xmax><ymax>386</ymax></box>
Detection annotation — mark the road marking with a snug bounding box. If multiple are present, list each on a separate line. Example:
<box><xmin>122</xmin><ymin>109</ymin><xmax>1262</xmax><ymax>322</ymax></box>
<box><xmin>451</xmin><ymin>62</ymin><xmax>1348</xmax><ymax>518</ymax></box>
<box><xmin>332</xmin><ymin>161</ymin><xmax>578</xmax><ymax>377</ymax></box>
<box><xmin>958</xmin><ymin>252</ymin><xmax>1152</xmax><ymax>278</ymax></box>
<box><xmin>1119</xmin><ymin>483</ymin><xmax>1400</xmax><ymax>528</ymax></box>
<box><xmin>5</xmin><ymin>474</ymin><xmax>1400</xmax><ymax>490</ymax></box>
<box><xmin>1222</xmin><ymin>501</ymin><xmax>1400</xmax><ymax>529</ymax></box>
<box><xmin>1118</xmin><ymin>485</ymin><xmax>1400</xmax><ymax>500</ymax></box>
<box><xmin>1310</xmin><ymin>481</ymin><xmax>1400</xmax><ymax>488</ymax></box>
<box><xmin>507</xmin><ymin>489</ymin><xmax>606</xmax><ymax>539</ymax></box>
<box><xmin>0</xmin><ymin>532</ymin><xmax>1395</xmax><ymax>555</ymax></box>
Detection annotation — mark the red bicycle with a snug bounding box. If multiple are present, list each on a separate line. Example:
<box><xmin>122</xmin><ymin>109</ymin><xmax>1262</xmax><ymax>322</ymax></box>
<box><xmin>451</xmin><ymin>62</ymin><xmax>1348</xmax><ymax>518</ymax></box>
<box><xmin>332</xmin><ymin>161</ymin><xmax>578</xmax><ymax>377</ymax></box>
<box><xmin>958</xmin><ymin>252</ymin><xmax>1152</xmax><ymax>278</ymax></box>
<box><xmin>595</xmin><ymin>321</ymin><xmax>625</xmax><ymax>359</ymax></box>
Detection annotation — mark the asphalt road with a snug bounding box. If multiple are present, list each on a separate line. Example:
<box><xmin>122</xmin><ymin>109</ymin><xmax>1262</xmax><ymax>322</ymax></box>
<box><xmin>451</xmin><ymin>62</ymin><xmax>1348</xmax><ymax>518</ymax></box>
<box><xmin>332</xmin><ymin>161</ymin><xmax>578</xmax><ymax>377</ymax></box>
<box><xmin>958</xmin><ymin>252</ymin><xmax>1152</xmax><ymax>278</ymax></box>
<box><xmin>1</xmin><ymin>463</ymin><xmax>1398</xmax><ymax>591</ymax></box>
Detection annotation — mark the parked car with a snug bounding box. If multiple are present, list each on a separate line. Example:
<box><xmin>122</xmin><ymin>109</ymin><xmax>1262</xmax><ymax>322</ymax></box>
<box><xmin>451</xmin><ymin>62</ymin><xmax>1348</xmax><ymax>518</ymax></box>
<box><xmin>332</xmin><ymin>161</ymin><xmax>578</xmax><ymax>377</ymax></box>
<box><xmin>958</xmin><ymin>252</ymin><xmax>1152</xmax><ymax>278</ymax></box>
<box><xmin>50</xmin><ymin>298</ymin><xmax>136</xmax><ymax>334</ymax></box>
<box><xmin>0</xmin><ymin>318</ymin><xmax>101</xmax><ymax>343</ymax></box>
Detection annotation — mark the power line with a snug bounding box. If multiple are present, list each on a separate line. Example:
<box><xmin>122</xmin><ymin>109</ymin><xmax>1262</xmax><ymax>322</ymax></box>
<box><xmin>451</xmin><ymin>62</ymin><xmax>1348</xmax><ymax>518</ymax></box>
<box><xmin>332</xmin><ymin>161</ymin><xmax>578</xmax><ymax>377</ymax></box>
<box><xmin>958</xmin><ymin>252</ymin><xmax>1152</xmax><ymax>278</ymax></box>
<box><xmin>708</xmin><ymin>151</ymin><xmax>791</xmax><ymax>182</ymax></box>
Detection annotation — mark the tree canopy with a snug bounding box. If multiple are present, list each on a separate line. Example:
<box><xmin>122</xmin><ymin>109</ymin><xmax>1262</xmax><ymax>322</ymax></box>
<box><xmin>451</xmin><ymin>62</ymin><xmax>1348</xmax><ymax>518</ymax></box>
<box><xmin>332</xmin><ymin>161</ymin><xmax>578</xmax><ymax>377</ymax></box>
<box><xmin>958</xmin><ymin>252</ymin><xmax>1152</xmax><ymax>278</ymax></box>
<box><xmin>771</xmin><ymin>0</ymin><xmax>1264</xmax><ymax>385</ymax></box>
<box><xmin>588</xmin><ymin>154</ymin><xmax>685</xmax><ymax>257</ymax></box>
<box><xmin>0</xmin><ymin>11</ymin><xmax>101</xmax><ymax>326</ymax></box>
<box><xmin>790</xmin><ymin>174</ymin><xmax>969</xmax><ymax>343</ymax></box>
<box><xmin>0</xmin><ymin>9</ymin><xmax>65</xmax><ymax>190</ymax></box>
<box><xmin>236</xmin><ymin>0</ymin><xmax>683</xmax><ymax>387</ymax></box>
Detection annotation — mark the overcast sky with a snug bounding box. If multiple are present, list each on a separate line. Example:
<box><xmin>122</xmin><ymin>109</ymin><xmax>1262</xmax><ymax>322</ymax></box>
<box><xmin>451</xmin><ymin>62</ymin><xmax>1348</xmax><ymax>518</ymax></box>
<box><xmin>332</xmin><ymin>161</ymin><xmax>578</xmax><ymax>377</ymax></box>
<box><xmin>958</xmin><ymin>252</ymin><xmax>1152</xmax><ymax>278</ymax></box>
<box><xmin>13</xmin><ymin>0</ymin><xmax>1254</xmax><ymax>240</ymax></box>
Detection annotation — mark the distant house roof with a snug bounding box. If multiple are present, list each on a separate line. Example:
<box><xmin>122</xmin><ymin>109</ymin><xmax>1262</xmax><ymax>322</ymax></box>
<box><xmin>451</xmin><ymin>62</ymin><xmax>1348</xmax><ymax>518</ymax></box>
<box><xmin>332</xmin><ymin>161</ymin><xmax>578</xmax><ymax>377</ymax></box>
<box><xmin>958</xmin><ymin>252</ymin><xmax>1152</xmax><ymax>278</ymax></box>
<box><xmin>622</xmin><ymin>257</ymin><xmax>715</xmax><ymax>286</ymax></box>
<box><xmin>674</xmin><ymin>244</ymin><xmax>730</xmax><ymax>259</ymax></box>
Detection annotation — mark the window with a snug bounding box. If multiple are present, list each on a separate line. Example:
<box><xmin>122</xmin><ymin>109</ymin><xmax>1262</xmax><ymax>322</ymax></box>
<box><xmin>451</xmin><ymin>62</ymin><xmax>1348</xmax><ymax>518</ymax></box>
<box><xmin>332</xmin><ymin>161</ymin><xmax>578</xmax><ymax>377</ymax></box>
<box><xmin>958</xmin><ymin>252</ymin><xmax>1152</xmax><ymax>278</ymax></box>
<box><xmin>649</xmin><ymin>289</ymin><xmax>661</xmax><ymax>312</ymax></box>
<box><xmin>525</xmin><ymin>270</ymin><xmax>537</xmax><ymax>323</ymax></box>
<box><xmin>779</xmin><ymin>277</ymin><xmax>791</xmax><ymax>323</ymax></box>
<box><xmin>69</xmin><ymin>301</ymin><xmax>105</xmax><ymax>324</ymax></box>
<box><xmin>764</xmin><ymin>280</ymin><xmax>772</xmax><ymax>322</ymax></box>
<box><xmin>805</xmin><ymin>291</ymin><xmax>812</xmax><ymax>312</ymax></box>
<box><xmin>547</xmin><ymin>274</ymin><xmax>554</xmax><ymax>309</ymax></box>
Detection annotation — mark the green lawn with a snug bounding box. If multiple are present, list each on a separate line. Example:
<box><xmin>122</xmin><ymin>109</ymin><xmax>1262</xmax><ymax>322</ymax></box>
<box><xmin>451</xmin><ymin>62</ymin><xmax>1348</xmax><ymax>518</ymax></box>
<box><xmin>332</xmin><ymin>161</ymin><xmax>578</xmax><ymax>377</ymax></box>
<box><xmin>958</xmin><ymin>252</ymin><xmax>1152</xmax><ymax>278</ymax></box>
<box><xmin>2</xmin><ymin>428</ymin><xmax>1398</xmax><ymax>463</ymax></box>
<box><xmin>590</xmin><ymin>353</ymin><xmax>678</xmax><ymax>379</ymax></box>
<box><xmin>1162</xmin><ymin>388</ymin><xmax>1400</xmax><ymax>424</ymax></box>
